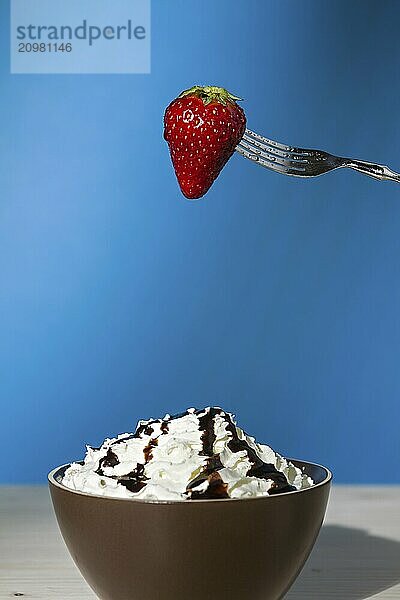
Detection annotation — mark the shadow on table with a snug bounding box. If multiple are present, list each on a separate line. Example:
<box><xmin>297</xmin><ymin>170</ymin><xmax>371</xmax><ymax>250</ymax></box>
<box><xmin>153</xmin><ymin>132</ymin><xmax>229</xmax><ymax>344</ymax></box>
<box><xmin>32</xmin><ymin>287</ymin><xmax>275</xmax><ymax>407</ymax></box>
<box><xmin>286</xmin><ymin>525</ymin><xmax>400</xmax><ymax>599</ymax></box>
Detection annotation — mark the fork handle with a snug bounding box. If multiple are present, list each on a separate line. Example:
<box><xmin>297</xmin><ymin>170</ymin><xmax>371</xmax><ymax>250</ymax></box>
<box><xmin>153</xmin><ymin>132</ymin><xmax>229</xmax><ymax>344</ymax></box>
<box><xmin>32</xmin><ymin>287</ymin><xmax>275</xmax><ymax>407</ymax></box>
<box><xmin>343</xmin><ymin>158</ymin><xmax>400</xmax><ymax>183</ymax></box>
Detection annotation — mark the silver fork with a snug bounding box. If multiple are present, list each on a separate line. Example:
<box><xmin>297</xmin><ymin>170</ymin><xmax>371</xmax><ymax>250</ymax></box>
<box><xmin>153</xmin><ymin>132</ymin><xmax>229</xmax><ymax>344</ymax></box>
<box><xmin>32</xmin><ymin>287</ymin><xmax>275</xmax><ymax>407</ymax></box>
<box><xmin>236</xmin><ymin>129</ymin><xmax>400</xmax><ymax>183</ymax></box>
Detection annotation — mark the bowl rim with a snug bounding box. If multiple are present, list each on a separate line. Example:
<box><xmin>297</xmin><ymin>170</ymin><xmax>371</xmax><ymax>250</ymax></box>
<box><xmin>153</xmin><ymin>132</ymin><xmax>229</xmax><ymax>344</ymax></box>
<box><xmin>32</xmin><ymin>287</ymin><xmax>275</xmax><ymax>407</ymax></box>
<box><xmin>48</xmin><ymin>458</ymin><xmax>332</xmax><ymax>505</ymax></box>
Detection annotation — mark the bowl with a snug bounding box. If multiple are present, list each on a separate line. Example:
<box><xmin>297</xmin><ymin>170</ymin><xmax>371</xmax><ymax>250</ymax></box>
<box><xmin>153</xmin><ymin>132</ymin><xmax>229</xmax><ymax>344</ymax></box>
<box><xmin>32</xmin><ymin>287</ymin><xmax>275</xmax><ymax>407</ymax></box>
<box><xmin>49</xmin><ymin>459</ymin><xmax>331</xmax><ymax>600</ymax></box>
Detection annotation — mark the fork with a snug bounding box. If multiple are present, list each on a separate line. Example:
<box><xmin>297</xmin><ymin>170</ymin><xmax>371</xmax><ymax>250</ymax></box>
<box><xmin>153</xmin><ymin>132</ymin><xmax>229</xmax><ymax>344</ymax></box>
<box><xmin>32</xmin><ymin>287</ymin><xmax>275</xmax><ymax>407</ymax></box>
<box><xmin>236</xmin><ymin>129</ymin><xmax>400</xmax><ymax>183</ymax></box>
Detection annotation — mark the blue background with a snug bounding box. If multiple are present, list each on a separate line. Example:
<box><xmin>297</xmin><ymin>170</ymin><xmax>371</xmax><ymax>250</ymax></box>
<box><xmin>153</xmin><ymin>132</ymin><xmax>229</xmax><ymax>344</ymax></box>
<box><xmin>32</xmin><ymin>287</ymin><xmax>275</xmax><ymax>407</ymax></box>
<box><xmin>1</xmin><ymin>0</ymin><xmax>400</xmax><ymax>484</ymax></box>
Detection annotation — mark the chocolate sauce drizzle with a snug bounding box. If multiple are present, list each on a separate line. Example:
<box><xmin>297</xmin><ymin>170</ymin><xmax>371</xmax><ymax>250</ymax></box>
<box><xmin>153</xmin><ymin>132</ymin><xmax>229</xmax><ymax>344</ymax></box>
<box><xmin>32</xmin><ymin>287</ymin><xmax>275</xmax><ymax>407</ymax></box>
<box><xmin>221</xmin><ymin>413</ymin><xmax>296</xmax><ymax>494</ymax></box>
<box><xmin>188</xmin><ymin>407</ymin><xmax>295</xmax><ymax>498</ymax></box>
<box><xmin>160</xmin><ymin>421</ymin><xmax>169</xmax><ymax>434</ymax></box>
<box><xmin>110</xmin><ymin>416</ymin><xmax>168</xmax><ymax>451</ymax></box>
<box><xmin>134</xmin><ymin>423</ymin><xmax>155</xmax><ymax>438</ymax></box>
<box><xmin>118</xmin><ymin>463</ymin><xmax>147</xmax><ymax>493</ymax></box>
<box><xmin>186</xmin><ymin>408</ymin><xmax>229</xmax><ymax>499</ymax></box>
<box><xmin>95</xmin><ymin>407</ymin><xmax>295</xmax><ymax>499</ymax></box>
<box><xmin>198</xmin><ymin>407</ymin><xmax>219</xmax><ymax>457</ymax></box>
<box><xmin>98</xmin><ymin>416</ymin><xmax>171</xmax><ymax>492</ymax></box>
<box><xmin>115</xmin><ymin>433</ymin><xmax>160</xmax><ymax>492</ymax></box>
<box><xmin>189</xmin><ymin>471</ymin><xmax>229</xmax><ymax>500</ymax></box>
<box><xmin>95</xmin><ymin>448</ymin><xmax>120</xmax><ymax>475</ymax></box>
<box><xmin>111</xmin><ymin>420</ymin><xmax>157</xmax><ymax>446</ymax></box>
<box><xmin>143</xmin><ymin>438</ymin><xmax>158</xmax><ymax>463</ymax></box>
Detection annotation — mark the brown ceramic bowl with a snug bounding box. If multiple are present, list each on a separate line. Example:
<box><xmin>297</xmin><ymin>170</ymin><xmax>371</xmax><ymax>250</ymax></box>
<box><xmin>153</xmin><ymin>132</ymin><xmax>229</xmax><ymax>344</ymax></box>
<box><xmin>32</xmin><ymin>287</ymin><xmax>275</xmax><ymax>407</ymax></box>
<box><xmin>49</xmin><ymin>459</ymin><xmax>331</xmax><ymax>600</ymax></box>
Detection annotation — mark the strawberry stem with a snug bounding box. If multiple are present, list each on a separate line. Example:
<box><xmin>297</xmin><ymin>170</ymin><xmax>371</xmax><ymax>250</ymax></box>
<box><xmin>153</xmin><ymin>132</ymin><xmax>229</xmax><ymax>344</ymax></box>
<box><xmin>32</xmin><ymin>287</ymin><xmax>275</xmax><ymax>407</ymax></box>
<box><xmin>179</xmin><ymin>85</ymin><xmax>242</xmax><ymax>106</ymax></box>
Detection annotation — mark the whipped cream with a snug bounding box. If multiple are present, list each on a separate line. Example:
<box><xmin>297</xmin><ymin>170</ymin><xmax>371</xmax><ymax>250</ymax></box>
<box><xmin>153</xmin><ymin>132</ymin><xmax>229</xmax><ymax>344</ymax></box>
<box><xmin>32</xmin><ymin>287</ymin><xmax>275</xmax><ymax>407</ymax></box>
<box><xmin>62</xmin><ymin>407</ymin><xmax>314</xmax><ymax>501</ymax></box>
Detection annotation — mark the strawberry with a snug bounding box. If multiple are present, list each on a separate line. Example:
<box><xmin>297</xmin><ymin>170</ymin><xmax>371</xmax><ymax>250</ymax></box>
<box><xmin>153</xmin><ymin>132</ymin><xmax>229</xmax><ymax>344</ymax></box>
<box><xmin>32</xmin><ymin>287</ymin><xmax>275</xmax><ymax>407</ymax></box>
<box><xmin>164</xmin><ymin>85</ymin><xmax>246</xmax><ymax>199</ymax></box>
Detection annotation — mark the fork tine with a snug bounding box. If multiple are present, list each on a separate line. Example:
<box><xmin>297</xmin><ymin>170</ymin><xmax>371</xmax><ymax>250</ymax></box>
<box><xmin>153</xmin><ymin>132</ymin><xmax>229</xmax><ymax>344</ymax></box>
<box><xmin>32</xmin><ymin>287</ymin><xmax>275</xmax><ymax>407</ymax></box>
<box><xmin>236</xmin><ymin>143</ymin><xmax>308</xmax><ymax>176</ymax></box>
<box><xmin>243</xmin><ymin>130</ymin><xmax>332</xmax><ymax>166</ymax></box>
<box><xmin>239</xmin><ymin>137</ymin><xmax>308</xmax><ymax>169</ymax></box>
<box><xmin>245</xmin><ymin>129</ymin><xmax>315</xmax><ymax>156</ymax></box>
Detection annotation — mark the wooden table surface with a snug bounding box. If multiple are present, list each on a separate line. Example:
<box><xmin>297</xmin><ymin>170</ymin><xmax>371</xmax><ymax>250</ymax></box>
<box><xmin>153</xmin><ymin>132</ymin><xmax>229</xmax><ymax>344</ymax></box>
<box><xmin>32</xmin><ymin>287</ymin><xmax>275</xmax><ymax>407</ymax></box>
<box><xmin>1</xmin><ymin>486</ymin><xmax>399</xmax><ymax>599</ymax></box>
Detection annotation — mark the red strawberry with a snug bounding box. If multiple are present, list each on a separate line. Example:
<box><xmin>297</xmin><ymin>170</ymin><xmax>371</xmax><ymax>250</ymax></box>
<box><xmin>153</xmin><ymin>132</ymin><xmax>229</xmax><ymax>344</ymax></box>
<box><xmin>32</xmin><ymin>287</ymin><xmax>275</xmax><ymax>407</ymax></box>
<box><xmin>164</xmin><ymin>85</ymin><xmax>246</xmax><ymax>199</ymax></box>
